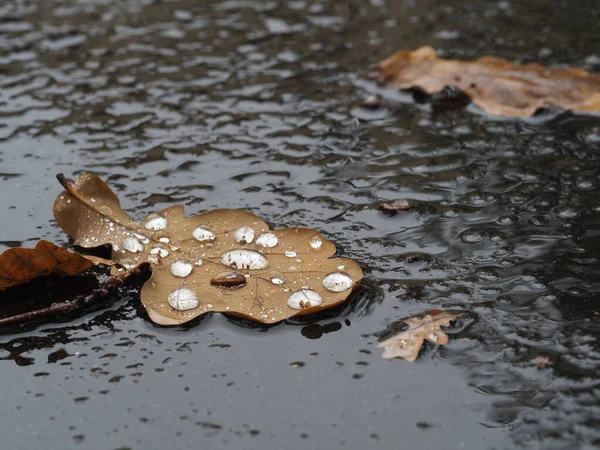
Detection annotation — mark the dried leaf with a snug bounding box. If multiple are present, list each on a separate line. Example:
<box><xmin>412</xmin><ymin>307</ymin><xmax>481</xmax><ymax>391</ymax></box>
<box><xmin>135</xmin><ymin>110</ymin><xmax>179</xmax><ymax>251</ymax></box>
<box><xmin>54</xmin><ymin>173</ymin><xmax>363</xmax><ymax>325</ymax></box>
<box><xmin>379</xmin><ymin>199</ymin><xmax>411</xmax><ymax>215</ymax></box>
<box><xmin>378</xmin><ymin>310</ymin><xmax>462</xmax><ymax>361</ymax></box>
<box><xmin>378</xmin><ymin>46</ymin><xmax>600</xmax><ymax>117</ymax></box>
<box><xmin>0</xmin><ymin>240</ymin><xmax>92</xmax><ymax>291</ymax></box>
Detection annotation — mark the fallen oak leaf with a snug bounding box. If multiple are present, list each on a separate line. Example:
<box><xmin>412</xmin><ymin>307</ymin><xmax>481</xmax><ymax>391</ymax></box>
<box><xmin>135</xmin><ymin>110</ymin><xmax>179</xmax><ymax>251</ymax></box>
<box><xmin>53</xmin><ymin>173</ymin><xmax>363</xmax><ymax>325</ymax></box>
<box><xmin>0</xmin><ymin>240</ymin><xmax>92</xmax><ymax>291</ymax></box>
<box><xmin>377</xmin><ymin>310</ymin><xmax>463</xmax><ymax>361</ymax></box>
<box><xmin>377</xmin><ymin>46</ymin><xmax>600</xmax><ymax>117</ymax></box>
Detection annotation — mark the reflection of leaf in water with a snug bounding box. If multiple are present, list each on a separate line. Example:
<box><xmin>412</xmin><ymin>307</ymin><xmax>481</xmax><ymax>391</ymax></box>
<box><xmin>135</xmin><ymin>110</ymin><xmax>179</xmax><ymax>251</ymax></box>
<box><xmin>377</xmin><ymin>46</ymin><xmax>600</xmax><ymax>117</ymax></box>
<box><xmin>378</xmin><ymin>310</ymin><xmax>463</xmax><ymax>361</ymax></box>
<box><xmin>0</xmin><ymin>241</ymin><xmax>92</xmax><ymax>291</ymax></box>
<box><xmin>53</xmin><ymin>173</ymin><xmax>363</xmax><ymax>325</ymax></box>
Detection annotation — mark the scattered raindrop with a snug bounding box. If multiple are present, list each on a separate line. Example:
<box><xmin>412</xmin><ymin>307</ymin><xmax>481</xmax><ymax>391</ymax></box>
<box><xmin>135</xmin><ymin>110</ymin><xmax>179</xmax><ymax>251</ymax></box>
<box><xmin>309</xmin><ymin>237</ymin><xmax>322</xmax><ymax>249</ymax></box>
<box><xmin>122</xmin><ymin>236</ymin><xmax>144</xmax><ymax>253</ymax></box>
<box><xmin>256</xmin><ymin>232</ymin><xmax>279</xmax><ymax>248</ymax></box>
<box><xmin>194</xmin><ymin>259</ymin><xmax>203</xmax><ymax>266</ymax></box>
<box><xmin>159</xmin><ymin>237</ymin><xmax>170</xmax><ymax>243</ymax></box>
<box><xmin>145</xmin><ymin>215</ymin><xmax>168</xmax><ymax>231</ymax></box>
<box><xmin>556</xmin><ymin>206</ymin><xmax>579</xmax><ymax>219</ymax></box>
<box><xmin>337</xmin><ymin>264</ymin><xmax>345</xmax><ymax>270</ymax></box>
<box><xmin>221</xmin><ymin>249</ymin><xmax>269</xmax><ymax>270</ymax></box>
<box><xmin>287</xmin><ymin>289</ymin><xmax>323</xmax><ymax>309</ymax></box>
<box><xmin>193</xmin><ymin>226</ymin><xmax>215</xmax><ymax>242</ymax></box>
<box><xmin>234</xmin><ymin>226</ymin><xmax>255</xmax><ymax>245</ymax></box>
<box><xmin>460</xmin><ymin>230</ymin><xmax>485</xmax><ymax>243</ymax></box>
<box><xmin>210</xmin><ymin>272</ymin><xmax>247</xmax><ymax>289</ymax></box>
<box><xmin>171</xmin><ymin>260</ymin><xmax>193</xmax><ymax>278</ymax></box>
<box><xmin>150</xmin><ymin>247</ymin><xmax>169</xmax><ymax>257</ymax></box>
<box><xmin>168</xmin><ymin>288</ymin><xmax>199</xmax><ymax>310</ymax></box>
<box><xmin>323</xmin><ymin>272</ymin><xmax>353</xmax><ymax>292</ymax></box>
<box><xmin>270</xmin><ymin>271</ymin><xmax>286</xmax><ymax>285</ymax></box>
<box><xmin>284</xmin><ymin>247</ymin><xmax>298</xmax><ymax>258</ymax></box>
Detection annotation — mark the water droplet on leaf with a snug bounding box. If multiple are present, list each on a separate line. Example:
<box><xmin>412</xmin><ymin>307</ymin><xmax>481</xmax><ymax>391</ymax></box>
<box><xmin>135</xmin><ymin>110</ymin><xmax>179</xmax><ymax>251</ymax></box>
<box><xmin>171</xmin><ymin>260</ymin><xmax>193</xmax><ymax>278</ymax></box>
<box><xmin>287</xmin><ymin>289</ymin><xmax>323</xmax><ymax>309</ymax></box>
<box><xmin>285</xmin><ymin>247</ymin><xmax>298</xmax><ymax>257</ymax></box>
<box><xmin>150</xmin><ymin>247</ymin><xmax>169</xmax><ymax>257</ymax></box>
<box><xmin>233</xmin><ymin>226</ymin><xmax>255</xmax><ymax>245</ymax></box>
<box><xmin>122</xmin><ymin>236</ymin><xmax>144</xmax><ymax>253</ymax></box>
<box><xmin>168</xmin><ymin>288</ymin><xmax>199</xmax><ymax>310</ymax></box>
<box><xmin>309</xmin><ymin>237</ymin><xmax>322</xmax><ymax>249</ymax></box>
<box><xmin>221</xmin><ymin>249</ymin><xmax>269</xmax><ymax>270</ymax></box>
<box><xmin>193</xmin><ymin>226</ymin><xmax>215</xmax><ymax>242</ymax></box>
<box><xmin>145</xmin><ymin>215</ymin><xmax>168</xmax><ymax>231</ymax></box>
<box><xmin>323</xmin><ymin>272</ymin><xmax>353</xmax><ymax>292</ymax></box>
<box><xmin>270</xmin><ymin>271</ymin><xmax>286</xmax><ymax>285</ymax></box>
<box><xmin>256</xmin><ymin>232</ymin><xmax>279</xmax><ymax>248</ymax></box>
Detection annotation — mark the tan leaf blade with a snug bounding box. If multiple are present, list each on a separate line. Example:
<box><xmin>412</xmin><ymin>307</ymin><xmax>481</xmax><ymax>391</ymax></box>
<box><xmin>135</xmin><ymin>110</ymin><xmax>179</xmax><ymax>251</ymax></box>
<box><xmin>54</xmin><ymin>173</ymin><xmax>363</xmax><ymax>325</ymax></box>
<box><xmin>377</xmin><ymin>46</ymin><xmax>600</xmax><ymax>117</ymax></box>
<box><xmin>0</xmin><ymin>240</ymin><xmax>92</xmax><ymax>291</ymax></box>
<box><xmin>377</xmin><ymin>310</ymin><xmax>463</xmax><ymax>361</ymax></box>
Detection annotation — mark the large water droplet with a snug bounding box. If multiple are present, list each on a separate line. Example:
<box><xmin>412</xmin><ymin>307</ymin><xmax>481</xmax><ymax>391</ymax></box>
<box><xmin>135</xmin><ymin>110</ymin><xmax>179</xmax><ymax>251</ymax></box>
<box><xmin>221</xmin><ymin>249</ymin><xmax>269</xmax><ymax>270</ymax></box>
<box><xmin>287</xmin><ymin>289</ymin><xmax>323</xmax><ymax>309</ymax></box>
<box><xmin>323</xmin><ymin>272</ymin><xmax>353</xmax><ymax>292</ymax></box>
<box><xmin>309</xmin><ymin>237</ymin><xmax>323</xmax><ymax>249</ymax></box>
<box><xmin>210</xmin><ymin>272</ymin><xmax>247</xmax><ymax>289</ymax></box>
<box><xmin>256</xmin><ymin>232</ymin><xmax>279</xmax><ymax>248</ymax></box>
<box><xmin>193</xmin><ymin>226</ymin><xmax>215</xmax><ymax>242</ymax></box>
<box><xmin>122</xmin><ymin>236</ymin><xmax>144</xmax><ymax>253</ymax></box>
<box><xmin>145</xmin><ymin>215</ymin><xmax>168</xmax><ymax>231</ymax></box>
<box><xmin>150</xmin><ymin>247</ymin><xmax>169</xmax><ymax>257</ymax></box>
<box><xmin>284</xmin><ymin>247</ymin><xmax>298</xmax><ymax>258</ymax></box>
<box><xmin>168</xmin><ymin>288</ymin><xmax>199</xmax><ymax>310</ymax></box>
<box><xmin>234</xmin><ymin>226</ymin><xmax>255</xmax><ymax>245</ymax></box>
<box><xmin>171</xmin><ymin>260</ymin><xmax>193</xmax><ymax>278</ymax></box>
<box><xmin>269</xmin><ymin>271</ymin><xmax>286</xmax><ymax>285</ymax></box>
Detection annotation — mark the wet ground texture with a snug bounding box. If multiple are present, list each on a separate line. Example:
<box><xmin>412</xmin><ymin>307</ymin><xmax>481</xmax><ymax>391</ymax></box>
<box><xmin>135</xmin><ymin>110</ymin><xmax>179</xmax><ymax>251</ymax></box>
<box><xmin>1</xmin><ymin>0</ymin><xmax>600</xmax><ymax>449</ymax></box>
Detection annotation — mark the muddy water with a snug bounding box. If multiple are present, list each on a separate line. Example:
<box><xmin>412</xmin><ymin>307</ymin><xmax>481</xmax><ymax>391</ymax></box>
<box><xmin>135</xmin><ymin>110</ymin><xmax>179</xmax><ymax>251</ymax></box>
<box><xmin>1</xmin><ymin>1</ymin><xmax>600</xmax><ymax>449</ymax></box>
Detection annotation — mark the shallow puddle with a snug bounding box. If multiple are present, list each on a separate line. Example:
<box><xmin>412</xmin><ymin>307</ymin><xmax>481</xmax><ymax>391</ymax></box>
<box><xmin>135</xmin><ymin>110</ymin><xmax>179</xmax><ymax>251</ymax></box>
<box><xmin>1</xmin><ymin>0</ymin><xmax>599</xmax><ymax>449</ymax></box>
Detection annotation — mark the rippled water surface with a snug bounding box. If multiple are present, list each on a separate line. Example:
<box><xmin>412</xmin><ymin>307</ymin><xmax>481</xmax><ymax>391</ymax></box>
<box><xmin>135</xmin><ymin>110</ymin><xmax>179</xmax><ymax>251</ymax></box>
<box><xmin>1</xmin><ymin>1</ymin><xmax>600</xmax><ymax>449</ymax></box>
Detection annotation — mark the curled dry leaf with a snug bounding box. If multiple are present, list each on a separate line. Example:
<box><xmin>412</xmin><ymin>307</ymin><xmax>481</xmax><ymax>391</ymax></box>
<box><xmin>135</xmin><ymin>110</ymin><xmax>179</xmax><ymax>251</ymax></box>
<box><xmin>377</xmin><ymin>46</ymin><xmax>600</xmax><ymax>117</ymax></box>
<box><xmin>378</xmin><ymin>310</ymin><xmax>462</xmax><ymax>361</ymax></box>
<box><xmin>0</xmin><ymin>240</ymin><xmax>92</xmax><ymax>290</ymax></box>
<box><xmin>53</xmin><ymin>173</ymin><xmax>363</xmax><ymax>325</ymax></box>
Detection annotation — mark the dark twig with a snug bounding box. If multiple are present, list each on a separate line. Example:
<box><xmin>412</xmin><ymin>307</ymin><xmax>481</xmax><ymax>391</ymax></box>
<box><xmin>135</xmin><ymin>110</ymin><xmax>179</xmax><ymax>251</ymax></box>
<box><xmin>0</xmin><ymin>266</ymin><xmax>145</xmax><ymax>327</ymax></box>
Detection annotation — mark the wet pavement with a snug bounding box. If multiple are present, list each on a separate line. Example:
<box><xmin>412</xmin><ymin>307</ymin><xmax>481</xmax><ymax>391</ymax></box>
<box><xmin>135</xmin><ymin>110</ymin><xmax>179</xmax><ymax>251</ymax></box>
<box><xmin>1</xmin><ymin>0</ymin><xmax>599</xmax><ymax>449</ymax></box>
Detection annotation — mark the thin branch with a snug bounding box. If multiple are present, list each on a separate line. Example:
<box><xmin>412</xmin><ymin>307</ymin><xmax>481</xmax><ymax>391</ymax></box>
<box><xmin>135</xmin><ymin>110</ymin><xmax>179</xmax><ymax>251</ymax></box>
<box><xmin>0</xmin><ymin>266</ymin><xmax>145</xmax><ymax>327</ymax></box>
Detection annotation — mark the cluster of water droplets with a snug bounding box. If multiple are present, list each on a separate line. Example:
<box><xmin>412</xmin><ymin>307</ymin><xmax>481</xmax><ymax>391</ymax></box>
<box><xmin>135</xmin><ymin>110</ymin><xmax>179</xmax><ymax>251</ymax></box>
<box><xmin>154</xmin><ymin>224</ymin><xmax>356</xmax><ymax>313</ymax></box>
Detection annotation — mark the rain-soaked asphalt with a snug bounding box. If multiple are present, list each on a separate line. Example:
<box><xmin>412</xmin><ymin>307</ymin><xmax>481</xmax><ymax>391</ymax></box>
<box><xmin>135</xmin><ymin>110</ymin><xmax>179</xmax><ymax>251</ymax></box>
<box><xmin>1</xmin><ymin>1</ymin><xmax>599</xmax><ymax>449</ymax></box>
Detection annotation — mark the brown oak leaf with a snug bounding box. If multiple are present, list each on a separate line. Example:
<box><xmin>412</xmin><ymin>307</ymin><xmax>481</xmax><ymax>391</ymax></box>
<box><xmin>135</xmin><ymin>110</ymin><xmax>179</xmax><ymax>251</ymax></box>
<box><xmin>53</xmin><ymin>173</ymin><xmax>363</xmax><ymax>325</ymax></box>
<box><xmin>377</xmin><ymin>46</ymin><xmax>600</xmax><ymax>117</ymax></box>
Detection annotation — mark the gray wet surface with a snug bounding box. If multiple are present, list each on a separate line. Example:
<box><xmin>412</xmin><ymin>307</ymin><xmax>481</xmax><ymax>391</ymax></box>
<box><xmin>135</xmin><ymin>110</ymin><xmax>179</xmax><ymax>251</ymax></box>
<box><xmin>1</xmin><ymin>0</ymin><xmax>600</xmax><ymax>449</ymax></box>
